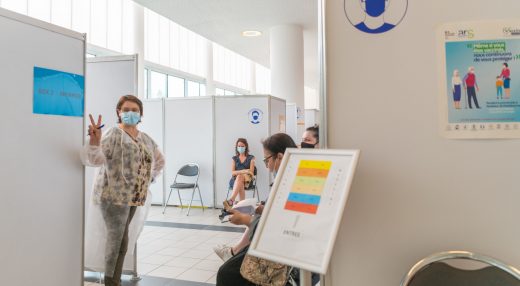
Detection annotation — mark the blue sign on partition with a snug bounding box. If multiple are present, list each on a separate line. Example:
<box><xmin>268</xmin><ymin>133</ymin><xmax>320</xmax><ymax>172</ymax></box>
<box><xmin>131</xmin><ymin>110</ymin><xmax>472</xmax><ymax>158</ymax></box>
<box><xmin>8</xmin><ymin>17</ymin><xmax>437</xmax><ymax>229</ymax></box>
<box><xmin>33</xmin><ymin>66</ymin><xmax>84</xmax><ymax>117</ymax></box>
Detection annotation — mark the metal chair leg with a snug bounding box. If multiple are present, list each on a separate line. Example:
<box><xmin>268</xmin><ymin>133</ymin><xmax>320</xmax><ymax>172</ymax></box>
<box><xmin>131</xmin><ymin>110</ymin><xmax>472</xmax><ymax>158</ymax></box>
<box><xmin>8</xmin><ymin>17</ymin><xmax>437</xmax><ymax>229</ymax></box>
<box><xmin>255</xmin><ymin>186</ymin><xmax>260</xmax><ymax>203</ymax></box>
<box><xmin>177</xmin><ymin>188</ymin><xmax>183</xmax><ymax>210</ymax></box>
<box><xmin>197</xmin><ymin>185</ymin><xmax>204</xmax><ymax>212</ymax></box>
<box><xmin>163</xmin><ymin>188</ymin><xmax>174</xmax><ymax>214</ymax></box>
<box><xmin>226</xmin><ymin>188</ymin><xmax>231</xmax><ymax>200</ymax></box>
<box><xmin>187</xmin><ymin>187</ymin><xmax>196</xmax><ymax>216</ymax></box>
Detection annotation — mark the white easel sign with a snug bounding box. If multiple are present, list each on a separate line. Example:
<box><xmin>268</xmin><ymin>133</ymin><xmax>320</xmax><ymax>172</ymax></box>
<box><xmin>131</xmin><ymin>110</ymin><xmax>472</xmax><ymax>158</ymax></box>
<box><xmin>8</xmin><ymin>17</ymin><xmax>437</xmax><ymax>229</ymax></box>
<box><xmin>248</xmin><ymin>148</ymin><xmax>360</xmax><ymax>274</ymax></box>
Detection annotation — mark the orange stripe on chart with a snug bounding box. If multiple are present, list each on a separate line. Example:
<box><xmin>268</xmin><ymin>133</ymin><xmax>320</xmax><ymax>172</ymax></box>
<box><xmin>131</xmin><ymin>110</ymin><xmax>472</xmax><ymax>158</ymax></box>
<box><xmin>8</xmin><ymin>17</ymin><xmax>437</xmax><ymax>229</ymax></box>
<box><xmin>296</xmin><ymin>168</ymin><xmax>330</xmax><ymax>178</ymax></box>
<box><xmin>284</xmin><ymin>201</ymin><xmax>319</xmax><ymax>214</ymax></box>
<box><xmin>291</xmin><ymin>184</ymin><xmax>324</xmax><ymax>196</ymax></box>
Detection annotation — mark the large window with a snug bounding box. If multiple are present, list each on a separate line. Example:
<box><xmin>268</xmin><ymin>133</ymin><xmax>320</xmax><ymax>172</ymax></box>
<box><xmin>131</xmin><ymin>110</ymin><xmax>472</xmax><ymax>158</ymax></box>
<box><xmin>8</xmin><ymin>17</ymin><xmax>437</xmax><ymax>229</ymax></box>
<box><xmin>255</xmin><ymin>64</ymin><xmax>271</xmax><ymax>94</ymax></box>
<box><xmin>144</xmin><ymin>8</ymin><xmax>206</xmax><ymax>77</ymax></box>
<box><xmin>168</xmin><ymin>75</ymin><xmax>184</xmax><ymax>98</ymax></box>
<box><xmin>149</xmin><ymin>71</ymin><xmax>167</xmax><ymax>98</ymax></box>
<box><xmin>213</xmin><ymin>43</ymin><xmax>251</xmax><ymax>91</ymax></box>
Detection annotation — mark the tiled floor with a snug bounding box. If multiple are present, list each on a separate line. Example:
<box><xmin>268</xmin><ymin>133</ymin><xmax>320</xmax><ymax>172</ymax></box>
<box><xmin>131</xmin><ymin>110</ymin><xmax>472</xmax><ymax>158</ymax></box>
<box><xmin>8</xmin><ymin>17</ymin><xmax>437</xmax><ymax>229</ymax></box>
<box><xmin>84</xmin><ymin>206</ymin><xmax>244</xmax><ymax>286</ymax></box>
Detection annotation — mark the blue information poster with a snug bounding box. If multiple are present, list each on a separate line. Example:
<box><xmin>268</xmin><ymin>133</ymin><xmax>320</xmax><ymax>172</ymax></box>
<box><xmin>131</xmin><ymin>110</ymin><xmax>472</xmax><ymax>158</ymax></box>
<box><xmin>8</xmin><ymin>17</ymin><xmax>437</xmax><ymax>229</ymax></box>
<box><xmin>33</xmin><ymin>66</ymin><xmax>84</xmax><ymax>117</ymax></box>
<box><xmin>439</xmin><ymin>20</ymin><xmax>520</xmax><ymax>138</ymax></box>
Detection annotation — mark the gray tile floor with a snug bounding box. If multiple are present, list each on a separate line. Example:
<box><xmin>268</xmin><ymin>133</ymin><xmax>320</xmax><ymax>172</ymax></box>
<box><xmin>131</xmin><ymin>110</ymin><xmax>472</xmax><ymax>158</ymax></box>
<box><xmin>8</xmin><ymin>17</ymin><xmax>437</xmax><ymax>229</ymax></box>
<box><xmin>84</xmin><ymin>206</ymin><xmax>243</xmax><ymax>286</ymax></box>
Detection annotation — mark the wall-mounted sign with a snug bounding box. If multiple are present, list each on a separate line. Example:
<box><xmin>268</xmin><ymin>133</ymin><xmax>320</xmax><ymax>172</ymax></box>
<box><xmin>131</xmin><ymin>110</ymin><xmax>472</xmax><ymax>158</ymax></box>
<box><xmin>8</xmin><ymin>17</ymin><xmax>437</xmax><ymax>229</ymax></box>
<box><xmin>33</xmin><ymin>66</ymin><xmax>84</xmax><ymax>117</ymax></box>
<box><xmin>344</xmin><ymin>0</ymin><xmax>408</xmax><ymax>34</ymax></box>
<box><xmin>248</xmin><ymin>108</ymin><xmax>263</xmax><ymax>124</ymax></box>
<box><xmin>438</xmin><ymin>20</ymin><xmax>520</xmax><ymax>138</ymax></box>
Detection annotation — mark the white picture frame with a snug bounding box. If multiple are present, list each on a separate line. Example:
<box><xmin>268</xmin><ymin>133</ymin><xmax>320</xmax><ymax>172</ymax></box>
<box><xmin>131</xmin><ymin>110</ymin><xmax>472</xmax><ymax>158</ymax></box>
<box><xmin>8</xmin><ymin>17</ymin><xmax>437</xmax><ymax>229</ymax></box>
<box><xmin>248</xmin><ymin>148</ymin><xmax>360</xmax><ymax>274</ymax></box>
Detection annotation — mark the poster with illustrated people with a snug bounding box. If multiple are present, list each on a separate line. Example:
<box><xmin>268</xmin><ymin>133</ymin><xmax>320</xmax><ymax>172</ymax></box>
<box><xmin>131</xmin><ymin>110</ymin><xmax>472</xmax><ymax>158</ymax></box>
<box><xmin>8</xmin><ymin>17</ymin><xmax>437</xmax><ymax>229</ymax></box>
<box><xmin>438</xmin><ymin>20</ymin><xmax>520</xmax><ymax>138</ymax></box>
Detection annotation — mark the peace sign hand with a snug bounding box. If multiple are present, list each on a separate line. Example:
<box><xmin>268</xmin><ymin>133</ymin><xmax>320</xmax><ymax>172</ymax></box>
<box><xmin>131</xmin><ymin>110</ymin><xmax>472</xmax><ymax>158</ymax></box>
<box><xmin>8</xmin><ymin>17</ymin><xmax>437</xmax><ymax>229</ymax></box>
<box><xmin>88</xmin><ymin>114</ymin><xmax>103</xmax><ymax>146</ymax></box>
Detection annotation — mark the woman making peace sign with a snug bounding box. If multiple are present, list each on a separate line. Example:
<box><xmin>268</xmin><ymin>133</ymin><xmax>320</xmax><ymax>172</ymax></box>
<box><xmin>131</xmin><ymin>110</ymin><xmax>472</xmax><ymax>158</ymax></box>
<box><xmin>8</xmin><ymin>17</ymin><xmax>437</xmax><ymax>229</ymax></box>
<box><xmin>82</xmin><ymin>95</ymin><xmax>164</xmax><ymax>286</ymax></box>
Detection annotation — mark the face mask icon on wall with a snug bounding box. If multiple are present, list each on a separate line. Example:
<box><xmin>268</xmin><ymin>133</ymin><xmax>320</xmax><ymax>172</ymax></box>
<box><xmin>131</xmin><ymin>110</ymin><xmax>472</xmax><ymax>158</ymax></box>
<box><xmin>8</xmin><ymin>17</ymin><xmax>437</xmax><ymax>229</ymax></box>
<box><xmin>343</xmin><ymin>0</ymin><xmax>408</xmax><ymax>34</ymax></box>
<box><xmin>248</xmin><ymin>108</ymin><xmax>263</xmax><ymax>124</ymax></box>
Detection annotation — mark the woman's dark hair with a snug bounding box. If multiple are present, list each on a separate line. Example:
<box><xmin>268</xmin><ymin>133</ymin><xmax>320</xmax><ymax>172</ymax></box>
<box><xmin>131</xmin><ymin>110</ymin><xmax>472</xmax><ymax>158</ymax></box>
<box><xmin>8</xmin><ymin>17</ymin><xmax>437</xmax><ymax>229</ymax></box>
<box><xmin>262</xmin><ymin>133</ymin><xmax>297</xmax><ymax>155</ymax></box>
<box><xmin>235</xmin><ymin>138</ymin><xmax>249</xmax><ymax>156</ymax></box>
<box><xmin>116</xmin><ymin>95</ymin><xmax>143</xmax><ymax>123</ymax></box>
<box><xmin>504</xmin><ymin>62</ymin><xmax>509</xmax><ymax>68</ymax></box>
<box><xmin>306</xmin><ymin>124</ymin><xmax>319</xmax><ymax>143</ymax></box>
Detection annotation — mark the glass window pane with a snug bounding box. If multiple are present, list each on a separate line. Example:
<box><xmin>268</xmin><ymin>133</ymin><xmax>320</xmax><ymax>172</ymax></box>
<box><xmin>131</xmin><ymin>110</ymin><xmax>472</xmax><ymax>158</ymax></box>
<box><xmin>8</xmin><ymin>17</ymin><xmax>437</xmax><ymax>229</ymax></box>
<box><xmin>187</xmin><ymin>80</ymin><xmax>200</xmax><ymax>97</ymax></box>
<box><xmin>107</xmin><ymin>0</ymin><xmax>122</xmax><ymax>52</ymax></box>
<box><xmin>28</xmin><ymin>0</ymin><xmax>51</xmax><ymax>22</ymax></box>
<box><xmin>167</xmin><ymin>76</ymin><xmax>184</xmax><ymax>98</ymax></box>
<box><xmin>143</xmin><ymin>69</ymin><xmax>148</xmax><ymax>98</ymax></box>
<box><xmin>159</xmin><ymin>16</ymin><xmax>170</xmax><ymax>66</ymax></box>
<box><xmin>200</xmin><ymin>84</ymin><xmax>206</xmax><ymax>97</ymax></box>
<box><xmin>72</xmin><ymin>0</ymin><xmax>90</xmax><ymax>35</ymax></box>
<box><xmin>2</xmin><ymin>0</ymin><xmax>28</xmax><ymax>14</ymax></box>
<box><xmin>51</xmin><ymin>0</ymin><xmax>72</xmax><ymax>29</ymax></box>
<box><xmin>224</xmin><ymin>90</ymin><xmax>235</xmax><ymax>96</ymax></box>
<box><xmin>121</xmin><ymin>0</ymin><xmax>135</xmax><ymax>54</ymax></box>
<box><xmin>150</xmin><ymin>71</ymin><xmax>167</xmax><ymax>99</ymax></box>
<box><xmin>215</xmin><ymin>88</ymin><xmax>225</xmax><ymax>96</ymax></box>
<box><xmin>90</xmin><ymin>0</ymin><xmax>107</xmax><ymax>47</ymax></box>
<box><xmin>144</xmin><ymin>8</ymin><xmax>159</xmax><ymax>63</ymax></box>
<box><xmin>170</xmin><ymin>23</ymin><xmax>180</xmax><ymax>69</ymax></box>
<box><xmin>86</xmin><ymin>53</ymin><xmax>96</xmax><ymax>58</ymax></box>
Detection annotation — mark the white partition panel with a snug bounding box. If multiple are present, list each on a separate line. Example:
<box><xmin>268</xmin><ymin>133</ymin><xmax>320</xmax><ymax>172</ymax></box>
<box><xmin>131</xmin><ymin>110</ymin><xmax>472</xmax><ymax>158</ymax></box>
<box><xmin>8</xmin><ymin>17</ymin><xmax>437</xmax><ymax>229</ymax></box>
<box><xmin>286</xmin><ymin>103</ymin><xmax>298</xmax><ymax>143</ymax></box>
<box><xmin>304</xmin><ymin>108</ymin><xmax>320</xmax><ymax>129</ymax></box>
<box><xmin>84</xmin><ymin>55</ymin><xmax>137</xmax><ymax>274</ymax></box>
<box><xmin>164</xmin><ymin>97</ymin><xmax>214</xmax><ymax>207</ymax></box>
<box><xmin>0</xmin><ymin>8</ymin><xmax>85</xmax><ymax>286</ymax></box>
<box><xmin>270</xmin><ymin>96</ymin><xmax>287</xmax><ymax>135</ymax></box>
<box><xmin>141</xmin><ymin>99</ymin><xmax>165</xmax><ymax>205</ymax></box>
<box><xmin>215</xmin><ymin>96</ymin><xmax>271</xmax><ymax>206</ymax></box>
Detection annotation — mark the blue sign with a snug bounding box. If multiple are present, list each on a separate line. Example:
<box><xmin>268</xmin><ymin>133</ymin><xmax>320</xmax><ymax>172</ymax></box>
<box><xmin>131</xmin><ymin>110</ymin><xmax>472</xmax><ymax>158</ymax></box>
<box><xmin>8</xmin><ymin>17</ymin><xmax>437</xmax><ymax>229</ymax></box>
<box><xmin>344</xmin><ymin>0</ymin><xmax>408</xmax><ymax>34</ymax></box>
<box><xmin>33</xmin><ymin>66</ymin><xmax>84</xmax><ymax>117</ymax></box>
<box><xmin>248</xmin><ymin>108</ymin><xmax>263</xmax><ymax>124</ymax></box>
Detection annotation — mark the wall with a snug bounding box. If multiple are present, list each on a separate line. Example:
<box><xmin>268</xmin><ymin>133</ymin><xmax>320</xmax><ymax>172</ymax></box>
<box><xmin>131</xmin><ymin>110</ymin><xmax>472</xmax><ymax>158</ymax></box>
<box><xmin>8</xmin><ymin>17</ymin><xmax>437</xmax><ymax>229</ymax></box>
<box><xmin>326</xmin><ymin>1</ymin><xmax>520</xmax><ymax>285</ymax></box>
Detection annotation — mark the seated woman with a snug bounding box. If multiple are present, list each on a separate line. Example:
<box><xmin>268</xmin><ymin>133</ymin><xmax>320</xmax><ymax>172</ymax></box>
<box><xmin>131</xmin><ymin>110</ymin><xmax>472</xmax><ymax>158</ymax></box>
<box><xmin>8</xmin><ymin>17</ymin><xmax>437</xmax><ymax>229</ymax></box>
<box><xmin>216</xmin><ymin>133</ymin><xmax>298</xmax><ymax>286</ymax></box>
<box><xmin>225</xmin><ymin>138</ymin><xmax>256</xmax><ymax>208</ymax></box>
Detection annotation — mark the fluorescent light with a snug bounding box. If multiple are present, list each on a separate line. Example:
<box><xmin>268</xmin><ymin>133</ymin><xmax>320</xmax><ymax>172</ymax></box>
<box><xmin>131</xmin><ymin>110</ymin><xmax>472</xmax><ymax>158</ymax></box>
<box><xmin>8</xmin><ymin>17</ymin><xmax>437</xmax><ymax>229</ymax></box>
<box><xmin>242</xmin><ymin>30</ymin><xmax>262</xmax><ymax>37</ymax></box>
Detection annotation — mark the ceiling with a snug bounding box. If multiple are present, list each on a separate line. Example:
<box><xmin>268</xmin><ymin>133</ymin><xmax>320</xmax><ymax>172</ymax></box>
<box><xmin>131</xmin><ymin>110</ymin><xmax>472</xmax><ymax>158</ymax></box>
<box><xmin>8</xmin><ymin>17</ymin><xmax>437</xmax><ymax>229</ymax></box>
<box><xmin>133</xmin><ymin>0</ymin><xmax>319</xmax><ymax>90</ymax></box>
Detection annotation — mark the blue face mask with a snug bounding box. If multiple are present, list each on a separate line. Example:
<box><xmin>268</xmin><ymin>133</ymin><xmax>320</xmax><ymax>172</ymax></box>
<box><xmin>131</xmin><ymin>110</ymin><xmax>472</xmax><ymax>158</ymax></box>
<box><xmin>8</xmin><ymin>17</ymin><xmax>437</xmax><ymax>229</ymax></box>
<box><xmin>121</xmin><ymin>111</ymin><xmax>140</xmax><ymax>125</ymax></box>
<box><xmin>237</xmin><ymin>146</ymin><xmax>246</xmax><ymax>154</ymax></box>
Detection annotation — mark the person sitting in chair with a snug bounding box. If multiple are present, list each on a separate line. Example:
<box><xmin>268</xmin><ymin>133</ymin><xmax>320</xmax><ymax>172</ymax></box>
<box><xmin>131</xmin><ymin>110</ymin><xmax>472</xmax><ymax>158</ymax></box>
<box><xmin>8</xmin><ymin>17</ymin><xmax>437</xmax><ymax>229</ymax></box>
<box><xmin>225</xmin><ymin>138</ymin><xmax>256</xmax><ymax>208</ymax></box>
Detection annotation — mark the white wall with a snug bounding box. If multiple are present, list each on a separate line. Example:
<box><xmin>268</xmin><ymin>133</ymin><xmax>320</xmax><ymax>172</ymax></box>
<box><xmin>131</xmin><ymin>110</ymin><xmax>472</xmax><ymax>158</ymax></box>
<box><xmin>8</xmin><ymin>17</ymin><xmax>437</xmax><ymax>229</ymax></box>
<box><xmin>164</xmin><ymin>97</ymin><xmax>214</xmax><ymax>207</ymax></box>
<box><xmin>215</xmin><ymin>96</ymin><xmax>271</xmax><ymax>206</ymax></box>
<box><xmin>326</xmin><ymin>1</ymin><xmax>520</xmax><ymax>285</ymax></box>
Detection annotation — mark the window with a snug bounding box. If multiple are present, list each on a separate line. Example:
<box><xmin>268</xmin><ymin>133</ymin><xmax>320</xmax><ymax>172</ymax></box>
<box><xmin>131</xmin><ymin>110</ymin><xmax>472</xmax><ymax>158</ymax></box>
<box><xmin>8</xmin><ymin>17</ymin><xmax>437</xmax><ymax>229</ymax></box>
<box><xmin>215</xmin><ymin>88</ymin><xmax>225</xmax><ymax>96</ymax></box>
<box><xmin>150</xmin><ymin>70</ymin><xmax>167</xmax><ymax>98</ymax></box>
<box><xmin>213</xmin><ymin>43</ymin><xmax>251</xmax><ymax>90</ymax></box>
<box><xmin>200</xmin><ymin>84</ymin><xmax>206</xmax><ymax>97</ymax></box>
<box><xmin>255</xmin><ymin>64</ymin><xmax>271</xmax><ymax>94</ymax></box>
<box><xmin>51</xmin><ymin>0</ymin><xmax>72</xmax><ymax>28</ymax></box>
<box><xmin>187</xmin><ymin>80</ymin><xmax>200</xmax><ymax>97</ymax></box>
<box><xmin>28</xmin><ymin>0</ymin><xmax>51</xmax><ymax>22</ymax></box>
<box><xmin>1</xmin><ymin>0</ymin><xmax>28</xmax><ymax>14</ymax></box>
<box><xmin>90</xmin><ymin>0</ymin><xmax>107</xmax><ymax>47</ymax></box>
<box><xmin>107</xmin><ymin>0</ymin><xmax>122</xmax><ymax>51</ymax></box>
<box><xmin>168</xmin><ymin>76</ymin><xmax>185</xmax><ymax>98</ymax></box>
<box><xmin>224</xmin><ymin>90</ymin><xmax>236</xmax><ymax>96</ymax></box>
<box><xmin>144</xmin><ymin>69</ymin><xmax>149</xmax><ymax>98</ymax></box>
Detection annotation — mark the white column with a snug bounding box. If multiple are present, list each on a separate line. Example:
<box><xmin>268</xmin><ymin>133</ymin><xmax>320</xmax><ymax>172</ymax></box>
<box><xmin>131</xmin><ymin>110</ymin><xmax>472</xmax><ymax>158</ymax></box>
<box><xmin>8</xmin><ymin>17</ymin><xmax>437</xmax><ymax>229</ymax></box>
<box><xmin>132</xmin><ymin>3</ymin><xmax>145</xmax><ymax>98</ymax></box>
<box><xmin>270</xmin><ymin>24</ymin><xmax>304</xmax><ymax>108</ymax></box>
<box><xmin>270</xmin><ymin>24</ymin><xmax>305</xmax><ymax>141</ymax></box>
<box><xmin>205</xmin><ymin>40</ymin><xmax>215</xmax><ymax>96</ymax></box>
<box><xmin>249</xmin><ymin>62</ymin><xmax>256</xmax><ymax>94</ymax></box>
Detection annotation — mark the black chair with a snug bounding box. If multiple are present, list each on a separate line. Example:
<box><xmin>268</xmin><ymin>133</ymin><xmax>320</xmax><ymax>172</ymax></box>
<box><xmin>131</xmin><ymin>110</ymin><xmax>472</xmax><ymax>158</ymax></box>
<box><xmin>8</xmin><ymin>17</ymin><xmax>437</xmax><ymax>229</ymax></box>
<box><xmin>401</xmin><ymin>251</ymin><xmax>520</xmax><ymax>286</ymax></box>
<box><xmin>163</xmin><ymin>163</ymin><xmax>203</xmax><ymax>216</ymax></box>
<box><xmin>226</xmin><ymin>166</ymin><xmax>259</xmax><ymax>203</ymax></box>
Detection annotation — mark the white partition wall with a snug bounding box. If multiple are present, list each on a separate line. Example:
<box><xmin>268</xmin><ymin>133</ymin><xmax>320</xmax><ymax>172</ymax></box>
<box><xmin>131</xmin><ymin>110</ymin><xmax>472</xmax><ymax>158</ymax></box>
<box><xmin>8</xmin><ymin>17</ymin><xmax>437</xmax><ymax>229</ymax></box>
<box><xmin>84</xmin><ymin>55</ymin><xmax>138</xmax><ymax>275</ymax></box>
<box><xmin>286</xmin><ymin>103</ymin><xmax>298</xmax><ymax>143</ymax></box>
<box><xmin>141</xmin><ymin>99</ymin><xmax>165</xmax><ymax>205</ymax></box>
<box><xmin>164</xmin><ymin>97</ymin><xmax>214</xmax><ymax>207</ymax></box>
<box><xmin>215</xmin><ymin>95</ymin><xmax>286</xmax><ymax>207</ymax></box>
<box><xmin>0</xmin><ymin>8</ymin><xmax>85</xmax><ymax>286</ymax></box>
<box><xmin>270</xmin><ymin>96</ymin><xmax>287</xmax><ymax>135</ymax></box>
<box><xmin>326</xmin><ymin>0</ymin><xmax>520</xmax><ymax>285</ymax></box>
<box><xmin>304</xmin><ymin>108</ymin><xmax>320</xmax><ymax>128</ymax></box>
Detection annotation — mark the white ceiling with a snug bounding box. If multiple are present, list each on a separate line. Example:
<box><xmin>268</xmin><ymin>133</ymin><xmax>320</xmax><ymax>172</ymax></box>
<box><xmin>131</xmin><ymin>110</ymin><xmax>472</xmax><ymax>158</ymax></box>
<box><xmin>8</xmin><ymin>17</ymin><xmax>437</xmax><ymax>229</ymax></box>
<box><xmin>133</xmin><ymin>0</ymin><xmax>319</xmax><ymax>90</ymax></box>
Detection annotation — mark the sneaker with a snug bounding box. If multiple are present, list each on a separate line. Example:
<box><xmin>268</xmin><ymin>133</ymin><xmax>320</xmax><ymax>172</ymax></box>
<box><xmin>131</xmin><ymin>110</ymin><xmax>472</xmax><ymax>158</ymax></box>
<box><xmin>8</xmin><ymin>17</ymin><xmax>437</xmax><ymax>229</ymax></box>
<box><xmin>213</xmin><ymin>244</ymin><xmax>233</xmax><ymax>261</ymax></box>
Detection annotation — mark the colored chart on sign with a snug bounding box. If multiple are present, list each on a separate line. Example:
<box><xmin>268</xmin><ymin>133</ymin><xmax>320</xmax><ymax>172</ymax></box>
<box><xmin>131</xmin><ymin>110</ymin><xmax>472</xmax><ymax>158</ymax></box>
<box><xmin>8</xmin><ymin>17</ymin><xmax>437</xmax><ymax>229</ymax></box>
<box><xmin>284</xmin><ymin>160</ymin><xmax>331</xmax><ymax>214</ymax></box>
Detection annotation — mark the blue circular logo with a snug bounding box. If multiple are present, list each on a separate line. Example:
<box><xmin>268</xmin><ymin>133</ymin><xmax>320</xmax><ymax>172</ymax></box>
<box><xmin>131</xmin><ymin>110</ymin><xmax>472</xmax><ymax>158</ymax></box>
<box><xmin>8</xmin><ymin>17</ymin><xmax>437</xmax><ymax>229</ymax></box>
<box><xmin>248</xmin><ymin>108</ymin><xmax>263</xmax><ymax>124</ymax></box>
<box><xmin>344</xmin><ymin>0</ymin><xmax>408</xmax><ymax>34</ymax></box>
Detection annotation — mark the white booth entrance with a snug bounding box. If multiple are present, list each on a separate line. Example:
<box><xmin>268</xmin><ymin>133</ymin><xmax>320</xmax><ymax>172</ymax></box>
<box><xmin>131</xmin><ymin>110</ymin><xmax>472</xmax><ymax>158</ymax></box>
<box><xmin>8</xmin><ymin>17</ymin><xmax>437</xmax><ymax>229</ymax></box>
<box><xmin>140</xmin><ymin>95</ymin><xmax>286</xmax><ymax>209</ymax></box>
